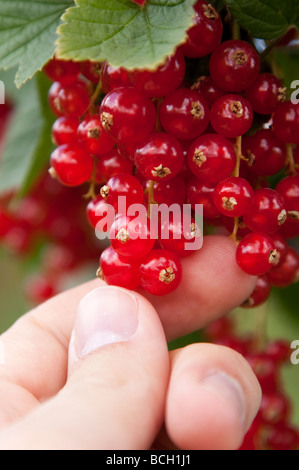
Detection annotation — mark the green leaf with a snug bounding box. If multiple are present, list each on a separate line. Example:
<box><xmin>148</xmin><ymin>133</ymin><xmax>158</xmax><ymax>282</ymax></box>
<box><xmin>225</xmin><ymin>0</ymin><xmax>299</xmax><ymax>40</ymax></box>
<box><xmin>0</xmin><ymin>0</ymin><xmax>74</xmax><ymax>88</ymax></box>
<box><xmin>0</xmin><ymin>70</ymin><xmax>54</xmax><ymax>196</ymax></box>
<box><xmin>57</xmin><ymin>0</ymin><xmax>196</xmax><ymax>70</ymax></box>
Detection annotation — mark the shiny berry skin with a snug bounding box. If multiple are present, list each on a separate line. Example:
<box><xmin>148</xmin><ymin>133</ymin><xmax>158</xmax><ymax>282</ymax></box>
<box><xmin>140</xmin><ymin>249</ymin><xmax>182</xmax><ymax>296</ymax></box>
<box><xmin>187</xmin><ymin>133</ymin><xmax>236</xmax><ymax>183</ymax></box>
<box><xmin>245</xmin><ymin>73</ymin><xmax>286</xmax><ymax>115</ymax></box>
<box><xmin>276</xmin><ymin>175</ymin><xmax>299</xmax><ymax>224</ymax></box>
<box><xmin>236</xmin><ymin>232</ymin><xmax>279</xmax><ymax>276</ymax></box>
<box><xmin>100</xmin><ymin>87</ymin><xmax>156</xmax><ymax>144</ymax></box>
<box><xmin>243</xmin><ymin>188</ymin><xmax>287</xmax><ymax>234</ymax></box>
<box><xmin>272</xmin><ymin>101</ymin><xmax>299</xmax><ymax>144</ymax></box>
<box><xmin>43</xmin><ymin>58</ymin><xmax>80</xmax><ymax>85</ymax></box>
<box><xmin>143</xmin><ymin>176</ymin><xmax>187</xmax><ymax>207</ymax></box>
<box><xmin>51</xmin><ymin>116</ymin><xmax>78</xmax><ymax>146</ymax></box>
<box><xmin>134</xmin><ymin>132</ymin><xmax>184</xmax><ymax>182</ymax></box>
<box><xmin>259</xmin><ymin>393</ymin><xmax>290</xmax><ymax>425</ymax></box>
<box><xmin>100</xmin><ymin>173</ymin><xmax>144</xmax><ymax>211</ymax></box>
<box><xmin>100</xmin><ymin>63</ymin><xmax>132</xmax><ymax>94</ymax></box>
<box><xmin>50</xmin><ymin>143</ymin><xmax>93</xmax><ymax>187</ymax></box>
<box><xmin>213</xmin><ymin>177</ymin><xmax>254</xmax><ymax>218</ymax></box>
<box><xmin>48</xmin><ymin>81</ymin><xmax>90</xmax><ymax>117</ymax></box>
<box><xmin>180</xmin><ymin>0</ymin><xmax>223</xmax><ymax>58</ymax></box>
<box><xmin>270</xmin><ymin>233</ymin><xmax>288</xmax><ymax>267</ymax></box>
<box><xmin>86</xmin><ymin>195</ymin><xmax>112</xmax><ymax>230</ymax></box>
<box><xmin>187</xmin><ymin>177</ymin><xmax>220</xmax><ymax>219</ymax></box>
<box><xmin>98</xmin><ymin>245</ymin><xmax>141</xmax><ymax>290</ymax></box>
<box><xmin>210</xmin><ymin>95</ymin><xmax>254</xmax><ymax>138</ymax></box>
<box><xmin>77</xmin><ymin>114</ymin><xmax>115</xmax><ymax>156</ymax></box>
<box><xmin>159</xmin><ymin>88</ymin><xmax>210</xmax><ymax>140</ymax></box>
<box><xmin>79</xmin><ymin>60</ymin><xmax>102</xmax><ymax>83</ymax></box>
<box><xmin>131</xmin><ymin>49</ymin><xmax>186</xmax><ymax>98</ymax></box>
<box><xmin>110</xmin><ymin>214</ymin><xmax>155</xmax><ymax>261</ymax></box>
<box><xmin>95</xmin><ymin>148</ymin><xmax>133</xmax><ymax>184</ymax></box>
<box><xmin>242</xmin><ymin>129</ymin><xmax>286</xmax><ymax>176</ymax></box>
<box><xmin>191</xmin><ymin>76</ymin><xmax>225</xmax><ymax>106</ymax></box>
<box><xmin>159</xmin><ymin>214</ymin><xmax>202</xmax><ymax>257</ymax></box>
<box><xmin>242</xmin><ymin>275</ymin><xmax>271</xmax><ymax>308</ymax></box>
<box><xmin>268</xmin><ymin>247</ymin><xmax>299</xmax><ymax>287</ymax></box>
<box><xmin>209</xmin><ymin>40</ymin><xmax>260</xmax><ymax>92</ymax></box>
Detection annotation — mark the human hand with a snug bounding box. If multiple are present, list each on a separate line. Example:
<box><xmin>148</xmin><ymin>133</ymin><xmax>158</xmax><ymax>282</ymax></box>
<box><xmin>0</xmin><ymin>236</ymin><xmax>261</xmax><ymax>450</ymax></box>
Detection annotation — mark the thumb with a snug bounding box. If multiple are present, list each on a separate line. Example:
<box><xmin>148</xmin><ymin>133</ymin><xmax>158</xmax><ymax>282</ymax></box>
<box><xmin>0</xmin><ymin>286</ymin><xmax>170</xmax><ymax>450</ymax></box>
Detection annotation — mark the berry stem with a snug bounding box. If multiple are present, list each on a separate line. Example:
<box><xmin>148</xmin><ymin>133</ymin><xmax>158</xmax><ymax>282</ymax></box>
<box><xmin>89</xmin><ymin>79</ymin><xmax>103</xmax><ymax>112</ymax></box>
<box><xmin>147</xmin><ymin>180</ymin><xmax>157</xmax><ymax>217</ymax></box>
<box><xmin>84</xmin><ymin>155</ymin><xmax>98</xmax><ymax>200</ymax></box>
<box><xmin>285</xmin><ymin>143</ymin><xmax>296</xmax><ymax>175</ymax></box>
<box><xmin>253</xmin><ymin>301</ymin><xmax>269</xmax><ymax>352</ymax></box>
<box><xmin>232</xmin><ymin>19</ymin><xmax>241</xmax><ymax>41</ymax></box>
<box><xmin>229</xmin><ymin>136</ymin><xmax>243</xmax><ymax>242</ymax></box>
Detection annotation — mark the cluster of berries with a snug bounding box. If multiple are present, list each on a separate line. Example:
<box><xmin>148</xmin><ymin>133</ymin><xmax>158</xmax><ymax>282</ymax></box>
<box><xmin>44</xmin><ymin>0</ymin><xmax>299</xmax><ymax>301</ymax></box>
<box><xmin>205</xmin><ymin>316</ymin><xmax>299</xmax><ymax>450</ymax></box>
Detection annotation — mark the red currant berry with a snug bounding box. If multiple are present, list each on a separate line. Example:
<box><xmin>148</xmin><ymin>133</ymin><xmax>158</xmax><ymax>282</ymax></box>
<box><xmin>100</xmin><ymin>87</ymin><xmax>156</xmax><ymax>144</ymax></box>
<box><xmin>131</xmin><ymin>48</ymin><xmax>186</xmax><ymax>98</ymax></box>
<box><xmin>241</xmin><ymin>275</ymin><xmax>271</xmax><ymax>308</ymax></box>
<box><xmin>43</xmin><ymin>58</ymin><xmax>80</xmax><ymax>85</ymax></box>
<box><xmin>86</xmin><ymin>195</ymin><xmax>112</xmax><ymax>230</ymax></box>
<box><xmin>140</xmin><ymin>249</ymin><xmax>182</xmax><ymax>295</ymax></box>
<box><xmin>243</xmin><ymin>188</ymin><xmax>287</xmax><ymax>234</ymax></box>
<box><xmin>190</xmin><ymin>76</ymin><xmax>225</xmax><ymax>107</ymax></box>
<box><xmin>209</xmin><ymin>40</ymin><xmax>260</xmax><ymax>92</ymax></box>
<box><xmin>264</xmin><ymin>423</ymin><xmax>299</xmax><ymax>450</ymax></box>
<box><xmin>276</xmin><ymin>175</ymin><xmax>299</xmax><ymax>224</ymax></box>
<box><xmin>180</xmin><ymin>0</ymin><xmax>223</xmax><ymax>58</ymax></box>
<box><xmin>143</xmin><ymin>176</ymin><xmax>187</xmax><ymax>207</ymax></box>
<box><xmin>110</xmin><ymin>214</ymin><xmax>155</xmax><ymax>261</ymax></box>
<box><xmin>266</xmin><ymin>340</ymin><xmax>292</xmax><ymax>364</ymax></box>
<box><xmin>48</xmin><ymin>81</ymin><xmax>90</xmax><ymax>117</ymax></box>
<box><xmin>79</xmin><ymin>60</ymin><xmax>102</xmax><ymax>83</ymax></box>
<box><xmin>210</xmin><ymin>94</ymin><xmax>254</xmax><ymax>138</ymax></box>
<box><xmin>100</xmin><ymin>63</ymin><xmax>132</xmax><ymax>94</ymax></box>
<box><xmin>272</xmin><ymin>101</ymin><xmax>299</xmax><ymax>144</ymax></box>
<box><xmin>50</xmin><ymin>143</ymin><xmax>93</xmax><ymax>187</ymax></box>
<box><xmin>95</xmin><ymin>148</ymin><xmax>133</xmax><ymax>184</ymax></box>
<box><xmin>159</xmin><ymin>88</ymin><xmax>210</xmax><ymax>140</ymax></box>
<box><xmin>245</xmin><ymin>73</ymin><xmax>286</xmax><ymax>115</ymax></box>
<box><xmin>24</xmin><ymin>274</ymin><xmax>57</xmax><ymax>305</ymax></box>
<box><xmin>98</xmin><ymin>245</ymin><xmax>141</xmax><ymax>290</ymax></box>
<box><xmin>77</xmin><ymin>114</ymin><xmax>115</xmax><ymax>156</ymax></box>
<box><xmin>134</xmin><ymin>132</ymin><xmax>184</xmax><ymax>182</ymax></box>
<box><xmin>268</xmin><ymin>247</ymin><xmax>299</xmax><ymax>287</ymax></box>
<box><xmin>270</xmin><ymin>233</ymin><xmax>288</xmax><ymax>267</ymax></box>
<box><xmin>159</xmin><ymin>214</ymin><xmax>202</xmax><ymax>257</ymax></box>
<box><xmin>187</xmin><ymin>133</ymin><xmax>236</xmax><ymax>183</ymax></box>
<box><xmin>213</xmin><ymin>177</ymin><xmax>254</xmax><ymax>218</ymax></box>
<box><xmin>259</xmin><ymin>393</ymin><xmax>290</xmax><ymax>425</ymax></box>
<box><xmin>242</xmin><ymin>129</ymin><xmax>286</xmax><ymax>176</ymax></box>
<box><xmin>100</xmin><ymin>173</ymin><xmax>144</xmax><ymax>211</ymax></box>
<box><xmin>51</xmin><ymin>116</ymin><xmax>79</xmax><ymax>146</ymax></box>
<box><xmin>187</xmin><ymin>177</ymin><xmax>220</xmax><ymax>219</ymax></box>
<box><xmin>236</xmin><ymin>232</ymin><xmax>279</xmax><ymax>276</ymax></box>
<box><xmin>41</xmin><ymin>243</ymin><xmax>78</xmax><ymax>275</ymax></box>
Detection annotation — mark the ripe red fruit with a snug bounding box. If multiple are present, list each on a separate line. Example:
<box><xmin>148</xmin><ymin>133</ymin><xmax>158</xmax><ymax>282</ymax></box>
<box><xmin>191</xmin><ymin>76</ymin><xmax>225</xmax><ymax>106</ymax></box>
<box><xmin>140</xmin><ymin>249</ymin><xmax>182</xmax><ymax>295</ymax></box>
<box><xmin>52</xmin><ymin>116</ymin><xmax>79</xmax><ymax>146</ymax></box>
<box><xmin>236</xmin><ymin>232</ymin><xmax>279</xmax><ymax>276</ymax></box>
<box><xmin>242</xmin><ymin>275</ymin><xmax>271</xmax><ymax>308</ymax></box>
<box><xmin>99</xmin><ymin>87</ymin><xmax>156</xmax><ymax>144</ymax></box>
<box><xmin>100</xmin><ymin>173</ymin><xmax>144</xmax><ymax>211</ymax></box>
<box><xmin>159</xmin><ymin>214</ymin><xmax>202</xmax><ymax>257</ymax></box>
<box><xmin>159</xmin><ymin>88</ymin><xmax>210</xmax><ymax>140</ymax></box>
<box><xmin>50</xmin><ymin>143</ymin><xmax>93</xmax><ymax>187</ymax></box>
<box><xmin>268</xmin><ymin>247</ymin><xmax>299</xmax><ymax>287</ymax></box>
<box><xmin>77</xmin><ymin>114</ymin><xmax>115</xmax><ymax>156</ymax></box>
<box><xmin>243</xmin><ymin>188</ymin><xmax>287</xmax><ymax>234</ymax></box>
<box><xmin>86</xmin><ymin>196</ymin><xmax>112</xmax><ymax>230</ymax></box>
<box><xmin>209</xmin><ymin>40</ymin><xmax>260</xmax><ymax>92</ymax></box>
<box><xmin>187</xmin><ymin>133</ymin><xmax>236</xmax><ymax>183</ymax></box>
<box><xmin>131</xmin><ymin>48</ymin><xmax>186</xmax><ymax>98</ymax></box>
<box><xmin>98</xmin><ymin>245</ymin><xmax>141</xmax><ymax>290</ymax></box>
<box><xmin>79</xmin><ymin>60</ymin><xmax>102</xmax><ymax>83</ymax></box>
<box><xmin>134</xmin><ymin>132</ymin><xmax>184</xmax><ymax>182</ymax></box>
<box><xmin>245</xmin><ymin>73</ymin><xmax>286</xmax><ymax>115</ymax></box>
<box><xmin>43</xmin><ymin>58</ymin><xmax>80</xmax><ymax>85</ymax></box>
<box><xmin>180</xmin><ymin>0</ymin><xmax>223</xmax><ymax>58</ymax></box>
<box><xmin>210</xmin><ymin>94</ymin><xmax>254</xmax><ymax>138</ymax></box>
<box><xmin>272</xmin><ymin>101</ymin><xmax>299</xmax><ymax>144</ymax></box>
<box><xmin>100</xmin><ymin>63</ymin><xmax>132</xmax><ymax>94</ymax></box>
<box><xmin>110</xmin><ymin>214</ymin><xmax>155</xmax><ymax>261</ymax></box>
<box><xmin>48</xmin><ymin>81</ymin><xmax>90</xmax><ymax>117</ymax></box>
<box><xmin>187</xmin><ymin>177</ymin><xmax>220</xmax><ymax>219</ymax></box>
<box><xmin>143</xmin><ymin>176</ymin><xmax>187</xmax><ymax>207</ymax></box>
<box><xmin>213</xmin><ymin>177</ymin><xmax>254</xmax><ymax>218</ymax></box>
<box><xmin>95</xmin><ymin>148</ymin><xmax>134</xmax><ymax>184</ymax></box>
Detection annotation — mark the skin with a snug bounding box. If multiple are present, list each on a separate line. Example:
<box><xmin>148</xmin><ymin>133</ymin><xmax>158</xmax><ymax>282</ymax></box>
<box><xmin>0</xmin><ymin>235</ymin><xmax>261</xmax><ymax>450</ymax></box>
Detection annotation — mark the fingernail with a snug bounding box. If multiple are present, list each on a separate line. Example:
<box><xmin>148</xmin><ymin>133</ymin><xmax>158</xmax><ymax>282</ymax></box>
<box><xmin>74</xmin><ymin>286</ymin><xmax>139</xmax><ymax>358</ymax></box>
<box><xmin>201</xmin><ymin>371</ymin><xmax>246</xmax><ymax>429</ymax></box>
